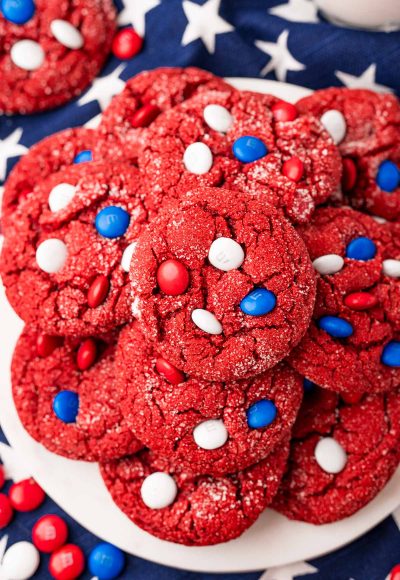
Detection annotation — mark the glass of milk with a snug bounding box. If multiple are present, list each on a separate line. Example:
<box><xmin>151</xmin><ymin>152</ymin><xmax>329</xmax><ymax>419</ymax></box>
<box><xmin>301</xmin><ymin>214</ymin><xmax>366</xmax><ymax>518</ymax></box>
<box><xmin>314</xmin><ymin>0</ymin><xmax>400</xmax><ymax>31</ymax></box>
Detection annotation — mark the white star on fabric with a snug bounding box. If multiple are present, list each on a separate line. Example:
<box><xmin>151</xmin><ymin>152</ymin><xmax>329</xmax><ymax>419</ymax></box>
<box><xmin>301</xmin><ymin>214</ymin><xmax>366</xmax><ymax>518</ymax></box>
<box><xmin>0</xmin><ymin>128</ymin><xmax>28</xmax><ymax>182</ymax></box>
<box><xmin>181</xmin><ymin>0</ymin><xmax>234</xmax><ymax>54</ymax></box>
<box><xmin>269</xmin><ymin>0</ymin><xmax>319</xmax><ymax>23</ymax></box>
<box><xmin>259</xmin><ymin>561</ymin><xmax>319</xmax><ymax>580</ymax></box>
<box><xmin>256</xmin><ymin>30</ymin><xmax>305</xmax><ymax>82</ymax></box>
<box><xmin>335</xmin><ymin>64</ymin><xmax>392</xmax><ymax>93</ymax></box>
<box><xmin>118</xmin><ymin>0</ymin><xmax>161</xmax><ymax>37</ymax></box>
<box><xmin>78</xmin><ymin>64</ymin><xmax>126</xmax><ymax>112</ymax></box>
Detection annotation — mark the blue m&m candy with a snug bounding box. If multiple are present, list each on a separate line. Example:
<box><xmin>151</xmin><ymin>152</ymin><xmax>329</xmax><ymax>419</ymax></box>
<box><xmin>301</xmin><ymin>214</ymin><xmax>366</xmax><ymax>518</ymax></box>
<box><xmin>232</xmin><ymin>136</ymin><xmax>268</xmax><ymax>163</ymax></box>
<box><xmin>89</xmin><ymin>543</ymin><xmax>125</xmax><ymax>580</ymax></box>
<box><xmin>381</xmin><ymin>341</ymin><xmax>400</xmax><ymax>367</ymax></box>
<box><xmin>73</xmin><ymin>150</ymin><xmax>93</xmax><ymax>164</ymax></box>
<box><xmin>247</xmin><ymin>400</ymin><xmax>277</xmax><ymax>429</ymax></box>
<box><xmin>318</xmin><ymin>316</ymin><xmax>353</xmax><ymax>339</ymax></box>
<box><xmin>303</xmin><ymin>378</ymin><xmax>316</xmax><ymax>392</ymax></box>
<box><xmin>376</xmin><ymin>160</ymin><xmax>399</xmax><ymax>192</ymax></box>
<box><xmin>0</xmin><ymin>0</ymin><xmax>35</xmax><ymax>24</ymax></box>
<box><xmin>95</xmin><ymin>206</ymin><xmax>130</xmax><ymax>239</ymax></box>
<box><xmin>240</xmin><ymin>288</ymin><xmax>276</xmax><ymax>316</ymax></box>
<box><xmin>53</xmin><ymin>391</ymin><xmax>79</xmax><ymax>423</ymax></box>
<box><xmin>345</xmin><ymin>237</ymin><xmax>376</xmax><ymax>261</ymax></box>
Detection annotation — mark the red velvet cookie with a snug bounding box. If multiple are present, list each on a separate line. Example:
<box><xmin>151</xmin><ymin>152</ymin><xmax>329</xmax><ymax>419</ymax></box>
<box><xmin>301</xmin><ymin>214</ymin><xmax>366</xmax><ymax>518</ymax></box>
<box><xmin>1</xmin><ymin>162</ymin><xmax>149</xmax><ymax>336</ymax></box>
<box><xmin>130</xmin><ymin>187</ymin><xmax>316</xmax><ymax>382</ymax></box>
<box><xmin>0</xmin><ymin>0</ymin><xmax>116</xmax><ymax>114</ymax></box>
<box><xmin>115</xmin><ymin>323</ymin><xmax>302</xmax><ymax>476</ymax></box>
<box><xmin>138</xmin><ymin>88</ymin><xmax>342</xmax><ymax>222</ymax></box>
<box><xmin>297</xmin><ymin>88</ymin><xmax>400</xmax><ymax>220</ymax></box>
<box><xmin>349</xmin><ymin>147</ymin><xmax>400</xmax><ymax>221</ymax></box>
<box><xmin>272</xmin><ymin>385</ymin><xmax>400</xmax><ymax>524</ymax></box>
<box><xmin>100</xmin><ymin>442</ymin><xmax>289</xmax><ymax>546</ymax></box>
<box><xmin>12</xmin><ymin>327</ymin><xmax>142</xmax><ymax>461</ymax></box>
<box><xmin>96</xmin><ymin>67</ymin><xmax>230</xmax><ymax>164</ymax></box>
<box><xmin>296</xmin><ymin>87</ymin><xmax>400</xmax><ymax>157</ymax></box>
<box><xmin>2</xmin><ymin>127</ymin><xmax>96</xmax><ymax>234</ymax></box>
<box><xmin>289</xmin><ymin>206</ymin><xmax>400</xmax><ymax>395</ymax></box>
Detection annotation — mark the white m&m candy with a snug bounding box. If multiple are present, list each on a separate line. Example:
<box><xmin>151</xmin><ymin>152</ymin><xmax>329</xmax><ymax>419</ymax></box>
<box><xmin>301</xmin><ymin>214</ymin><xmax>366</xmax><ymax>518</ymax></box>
<box><xmin>208</xmin><ymin>237</ymin><xmax>245</xmax><ymax>271</ymax></box>
<box><xmin>141</xmin><ymin>472</ymin><xmax>177</xmax><ymax>509</ymax></box>
<box><xmin>48</xmin><ymin>183</ymin><xmax>76</xmax><ymax>212</ymax></box>
<box><xmin>383</xmin><ymin>259</ymin><xmax>400</xmax><ymax>278</ymax></box>
<box><xmin>193</xmin><ymin>419</ymin><xmax>228</xmax><ymax>450</ymax></box>
<box><xmin>203</xmin><ymin>104</ymin><xmax>233</xmax><ymax>133</ymax></box>
<box><xmin>191</xmin><ymin>309</ymin><xmax>223</xmax><ymax>335</ymax></box>
<box><xmin>50</xmin><ymin>20</ymin><xmax>84</xmax><ymax>50</ymax></box>
<box><xmin>1</xmin><ymin>541</ymin><xmax>40</xmax><ymax>580</ymax></box>
<box><xmin>314</xmin><ymin>437</ymin><xmax>347</xmax><ymax>474</ymax></box>
<box><xmin>183</xmin><ymin>142</ymin><xmax>213</xmax><ymax>175</ymax></box>
<box><xmin>312</xmin><ymin>254</ymin><xmax>344</xmax><ymax>275</ymax></box>
<box><xmin>320</xmin><ymin>110</ymin><xmax>347</xmax><ymax>145</ymax></box>
<box><xmin>36</xmin><ymin>239</ymin><xmax>67</xmax><ymax>273</ymax></box>
<box><xmin>11</xmin><ymin>40</ymin><xmax>45</xmax><ymax>71</ymax></box>
<box><xmin>121</xmin><ymin>242</ymin><xmax>137</xmax><ymax>272</ymax></box>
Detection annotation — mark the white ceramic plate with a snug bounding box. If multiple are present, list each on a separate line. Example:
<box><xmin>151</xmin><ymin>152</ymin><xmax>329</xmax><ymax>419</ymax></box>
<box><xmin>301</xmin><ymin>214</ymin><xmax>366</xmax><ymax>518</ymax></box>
<box><xmin>1</xmin><ymin>78</ymin><xmax>399</xmax><ymax>574</ymax></box>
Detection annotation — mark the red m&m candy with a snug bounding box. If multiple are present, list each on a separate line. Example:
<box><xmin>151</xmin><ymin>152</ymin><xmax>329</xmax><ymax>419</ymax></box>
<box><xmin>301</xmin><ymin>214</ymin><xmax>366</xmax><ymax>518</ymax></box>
<box><xmin>0</xmin><ymin>494</ymin><xmax>13</xmax><ymax>528</ymax></box>
<box><xmin>341</xmin><ymin>391</ymin><xmax>364</xmax><ymax>404</ymax></box>
<box><xmin>87</xmin><ymin>275</ymin><xmax>110</xmax><ymax>308</ymax></box>
<box><xmin>76</xmin><ymin>338</ymin><xmax>97</xmax><ymax>371</ymax></box>
<box><xmin>391</xmin><ymin>565</ymin><xmax>400</xmax><ymax>580</ymax></box>
<box><xmin>271</xmin><ymin>101</ymin><xmax>298</xmax><ymax>122</ymax></box>
<box><xmin>282</xmin><ymin>156</ymin><xmax>304</xmax><ymax>182</ymax></box>
<box><xmin>344</xmin><ymin>292</ymin><xmax>377</xmax><ymax>311</ymax></box>
<box><xmin>342</xmin><ymin>157</ymin><xmax>357</xmax><ymax>192</ymax></box>
<box><xmin>49</xmin><ymin>544</ymin><xmax>85</xmax><ymax>580</ymax></box>
<box><xmin>9</xmin><ymin>478</ymin><xmax>45</xmax><ymax>512</ymax></box>
<box><xmin>112</xmin><ymin>28</ymin><xmax>143</xmax><ymax>59</ymax></box>
<box><xmin>33</xmin><ymin>515</ymin><xmax>68</xmax><ymax>553</ymax></box>
<box><xmin>157</xmin><ymin>259</ymin><xmax>190</xmax><ymax>296</ymax></box>
<box><xmin>155</xmin><ymin>358</ymin><xmax>185</xmax><ymax>384</ymax></box>
<box><xmin>37</xmin><ymin>334</ymin><xmax>62</xmax><ymax>358</ymax></box>
<box><xmin>130</xmin><ymin>104</ymin><xmax>161</xmax><ymax>128</ymax></box>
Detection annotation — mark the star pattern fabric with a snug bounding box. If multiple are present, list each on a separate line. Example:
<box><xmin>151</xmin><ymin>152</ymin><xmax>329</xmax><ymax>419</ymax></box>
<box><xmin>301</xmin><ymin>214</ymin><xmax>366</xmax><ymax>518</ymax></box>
<box><xmin>0</xmin><ymin>1</ymin><xmax>400</xmax><ymax>579</ymax></box>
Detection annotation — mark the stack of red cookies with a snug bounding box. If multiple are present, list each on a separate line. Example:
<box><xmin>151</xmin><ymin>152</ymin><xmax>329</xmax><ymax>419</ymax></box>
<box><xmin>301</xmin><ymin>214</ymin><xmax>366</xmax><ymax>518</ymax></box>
<box><xmin>2</xmin><ymin>67</ymin><xmax>400</xmax><ymax>546</ymax></box>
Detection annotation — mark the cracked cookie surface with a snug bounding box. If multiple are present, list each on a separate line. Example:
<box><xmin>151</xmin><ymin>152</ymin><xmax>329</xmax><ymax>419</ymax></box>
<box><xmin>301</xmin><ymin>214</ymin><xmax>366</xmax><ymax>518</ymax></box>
<box><xmin>12</xmin><ymin>327</ymin><xmax>142</xmax><ymax>461</ymax></box>
<box><xmin>272</xmin><ymin>385</ymin><xmax>400</xmax><ymax>524</ymax></box>
<box><xmin>2</xmin><ymin>128</ymin><xmax>96</xmax><ymax>234</ymax></box>
<box><xmin>138</xmin><ymin>88</ymin><xmax>341</xmax><ymax>222</ymax></box>
<box><xmin>100</xmin><ymin>442</ymin><xmax>289</xmax><ymax>546</ymax></box>
<box><xmin>130</xmin><ymin>186</ymin><xmax>316</xmax><ymax>382</ymax></box>
<box><xmin>289</xmin><ymin>207</ymin><xmax>400</xmax><ymax>395</ymax></box>
<box><xmin>1</xmin><ymin>162</ymin><xmax>149</xmax><ymax>335</ymax></box>
<box><xmin>0</xmin><ymin>0</ymin><xmax>116</xmax><ymax>114</ymax></box>
<box><xmin>96</xmin><ymin>67</ymin><xmax>230</xmax><ymax>165</ymax></box>
<box><xmin>115</xmin><ymin>323</ymin><xmax>302</xmax><ymax>476</ymax></box>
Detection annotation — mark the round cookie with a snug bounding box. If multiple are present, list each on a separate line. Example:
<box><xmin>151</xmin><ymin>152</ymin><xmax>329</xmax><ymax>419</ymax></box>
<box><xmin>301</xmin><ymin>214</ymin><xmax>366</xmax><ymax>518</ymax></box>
<box><xmin>272</xmin><ymin>385</ymin><xmax>400</xmax><ymax>524</ymax></box>
<box><xmin>96</xmin><ymin>67</ymin><xmax>230</xmax><ymax>164</ymax></box>
<box><xmin>296</xmin><ymin>87</ymin><xmax>400</xmax><ymax>157</ymax></box>
<box><xmin>288</xmin><ymin>206</ymin><xmax>400</xmax><ymax>395</ymax></box>
<box><xmin>375</xmin><ymin>221</ymin><xmax>400</xmax><ymax>332</ymax></box>
<box><xmin>138</xmin><ymin>88</ymin><xmax>342</xmax><ymax>222</ymax></box>
<box><xmin>12</xmin><ymin>327</ymin><xmax>142</xmax><ymax>461</ymax></box>
<box><xmin>2</xmin><ymin>127</ymin><xmax>96</xmax><ymax>234</ymax></box>
<box><xmin>1</xmin><ymin>162</ymin><xmax>149</xmax><ymax>336</ymax></box>
<box><xmin>296</xmin><ymin>88</ymin><xmax>400</xmax><ymax>221</ymax></box>
<box><xmin>0</xmin><ymin>0</ymin><xmax>116</xmax><ymax>114</ymax></box>
<box><xmin>115</xmin><ymin>323</ymin><xmax>303</xmax><ymax>476</ymax></box>
<box><xmin>100</xmin><ymin>442</ymin><xmax>289</xmax><ymax>546</ymax></box>
<box><xmin>130</xmin><ymin>186</ymin><xmax>316</xmax><ymax>382</ymax></box>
